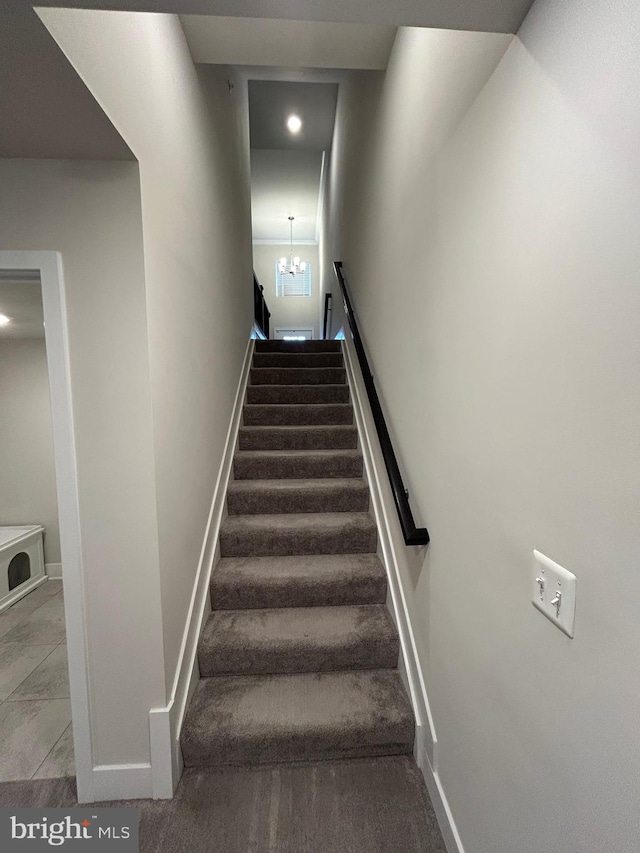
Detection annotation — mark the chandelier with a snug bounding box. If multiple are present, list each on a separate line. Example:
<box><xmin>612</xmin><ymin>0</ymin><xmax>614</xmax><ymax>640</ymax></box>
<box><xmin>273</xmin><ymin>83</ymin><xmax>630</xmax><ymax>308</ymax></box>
<box><xmin>279</xmin><ymin>216</ymin><xmax>307</xmax><ymax>276</ymax></box>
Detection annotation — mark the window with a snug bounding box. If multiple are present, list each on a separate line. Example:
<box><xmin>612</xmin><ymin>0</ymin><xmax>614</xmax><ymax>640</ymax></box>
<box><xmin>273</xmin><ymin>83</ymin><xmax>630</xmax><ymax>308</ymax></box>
<box><xmin>275</xmin><ymin>262</ymin><xmax>312</xmax><ymax>297</ymax></box>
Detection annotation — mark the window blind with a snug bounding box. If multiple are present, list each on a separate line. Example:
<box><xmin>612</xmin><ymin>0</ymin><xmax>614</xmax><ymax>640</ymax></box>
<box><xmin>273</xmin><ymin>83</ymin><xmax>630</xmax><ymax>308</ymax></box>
<box><xmin>275</xmin><ymin>262</ymin><xmax>312</xmax><ymax>297</ymax></box>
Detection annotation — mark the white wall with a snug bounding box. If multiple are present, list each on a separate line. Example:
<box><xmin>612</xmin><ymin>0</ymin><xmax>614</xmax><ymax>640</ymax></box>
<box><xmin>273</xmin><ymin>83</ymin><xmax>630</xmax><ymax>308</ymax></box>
<box><xmin>0</xmin><ymin>337</ymin><xmax>60</xmax><ymax>564</ymax></box>
<box><xmin>253</xmin><ymin>243</ymin><xmax>320</xmax><ymax>338</ymax></box>
<box><xmin>39</xmin><ymin>10</ymin><xmax>254</xmax><ymax>694</ymax></box>
<box><xmin>0</xmin><ymin>159</ymin><xmax>166</xmax><ymax>767</ymax></box>
<box><xmin>328</xmin><ymin>6</ymin><xmax>640</xmax><ymax>851</ymax></box>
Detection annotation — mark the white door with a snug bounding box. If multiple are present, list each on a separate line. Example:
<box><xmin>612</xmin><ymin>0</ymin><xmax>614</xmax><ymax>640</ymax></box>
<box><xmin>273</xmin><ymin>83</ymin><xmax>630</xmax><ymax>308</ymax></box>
<box><xmin>274</xmin><ymin>327</ymin><xmax>314</xmax><ymax>340</ymax></box>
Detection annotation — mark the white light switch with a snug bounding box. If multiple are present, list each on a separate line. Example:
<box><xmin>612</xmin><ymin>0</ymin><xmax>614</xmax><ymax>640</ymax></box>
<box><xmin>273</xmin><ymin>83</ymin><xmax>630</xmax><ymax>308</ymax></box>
<box><xmin>532</xmin><ymin>550</ymin><xmax>576</xmax><ymax>638</ymax></box>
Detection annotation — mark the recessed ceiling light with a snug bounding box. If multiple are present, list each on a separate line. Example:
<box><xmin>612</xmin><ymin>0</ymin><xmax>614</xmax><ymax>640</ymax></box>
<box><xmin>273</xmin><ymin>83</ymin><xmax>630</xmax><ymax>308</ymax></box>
<box><xmin>0</xmin><ymin>314</ymin><xmax>11</xmax><ymax>326</ymax></box>
<box><xmin>287</xmin><ymin>114</ymin><xmax>302</xmax><ymax>134</ymax></box>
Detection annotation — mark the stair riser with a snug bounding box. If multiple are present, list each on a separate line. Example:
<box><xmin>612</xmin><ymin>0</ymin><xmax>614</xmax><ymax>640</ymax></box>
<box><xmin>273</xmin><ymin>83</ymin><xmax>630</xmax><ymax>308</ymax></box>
<box><xmin>198</xmin><ymin>639</ymin><xmax>399</xmax><ymax>677</ymax></box>
<box><xmin>181</xmin><ymin>669</ymin><xmax>415</xmax><ymax>770</ymax></box>
<box><xmin>238</xmin><ymin>427</ymin><xmax>357</xmax><ymax>451</ymax></box>
<box><xmin>246</xmin><ymin>385</ymin><xmax>350</xmax><ymax>405</ymax></box>
<box><xmin>253</xmin><ymin>353</ymin><xmax>344</xmax><ymax>369</ymax></box>
<box><xmin>182</xmin><ymin>737</ymin><xmax>413</xmax><ymax>768</ymax></box>
<box><xmin>255</xmin><ymin>341</ymin><xmax>341</xmax><ymax>353</ymax></box>
<box><xmin>251</xmin><ymin>368</ymin><xmax>346</xmax><ymax>386</ymax></box>
<box><xmin>234</xmin><ymin>455</ymin><xmax>362</xmax><ymax>480</ymax></box>
<box><xmin>210</xmin><ymin>577</ymin><xmax>388</xmax><ymax>610</ymax></box>
<box><xmin>219</xmin><ymin>527</ymin><xmax>378</xmax><ymax>558</ymax></box>
<box><xmin>243</xmin><ymin>404</ymin><xmax>353</xmax><ymax>426</ymax></box>
<box><xmin>227</xmin><ymin>486</ymin><xmax>369</xmax><ymax>515</ymax></box>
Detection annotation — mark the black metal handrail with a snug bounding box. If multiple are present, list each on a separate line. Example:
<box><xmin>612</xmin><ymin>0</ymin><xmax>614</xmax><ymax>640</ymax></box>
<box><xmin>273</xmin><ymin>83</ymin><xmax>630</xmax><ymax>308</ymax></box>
<box><xmin>323</xmin><ymin>292</ymin><xmax>332</xmax><ymax>340</ymax></box>
<box><xmin>334</xmin><ymin>261</ymin><xmax>429</xmax><ymax>546</ymax></box>
<box><xmin>253</xmin><ymin>273</ymin><xmax>271</xmax><ymax>339</ymax></box>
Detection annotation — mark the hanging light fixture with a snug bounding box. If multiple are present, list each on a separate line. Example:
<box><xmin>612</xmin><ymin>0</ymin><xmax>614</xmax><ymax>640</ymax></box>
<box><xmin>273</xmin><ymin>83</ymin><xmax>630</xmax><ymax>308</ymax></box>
<box><xmin>279</xmin><ymin>216</ymin><xmax>307</xmax><ymax>277</ymax></box>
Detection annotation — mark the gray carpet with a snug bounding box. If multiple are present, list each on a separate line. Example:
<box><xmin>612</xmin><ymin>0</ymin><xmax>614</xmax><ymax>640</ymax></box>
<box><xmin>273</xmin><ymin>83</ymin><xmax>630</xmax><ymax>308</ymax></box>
<box><xmin>226</xmin><ymin>478</ymin><xmax>371</xmax><ymax>515</ymax></box>
<box><xmin>197</xmin><ymin>604</ymin><xmax>399</xmax><ymax>676</ymax></box>
<box><xmin>243</xmin><ymin>402</ymin><xmax>355</xmax><ymax>425</ymax></box>
<box><xmin>210</xmin><ymin>554</ymin><xmax>388</xmax><ymax>610</ymax></box>
<box><xmin>238</xmin><ymin>424</ymin><xmax>358</xmax><ymax>450</ymax></box>
<box><xmin>233</xmin><ymin>448</ymin><xmax>363</xmax><ymax>479</ymax></box>
<box><xmin>182</xmin><ymin>341</ymin><xmax>415</xmax><ymax>769</ymax></box>
<box><xmin>0</xmin><ymin>757</ymin><xmax>446</xmax><ymax>852</ymax></box>
<box><xmin>246</xmin><ymin>383</ymin><xmax>350</xmax><ymax>404</ymax></box>
<box><xmin>0</xmin><ymin>341</ymin><xmax>446</xmax><ymax>851</ymax></box>
<box><xmin>219</xmin><ymin>512</ymin><xmax>378</xmax><ymax>557</ymax></box>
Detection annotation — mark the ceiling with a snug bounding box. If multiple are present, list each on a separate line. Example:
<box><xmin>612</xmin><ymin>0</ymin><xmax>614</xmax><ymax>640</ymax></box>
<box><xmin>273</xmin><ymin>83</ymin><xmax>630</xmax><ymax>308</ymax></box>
<box><xmin>0</xmin><ymin>5</ymin><xmax>133</xmax><ymax>159</ymax></box>
<box><xmin>249</xmin><ymin>81</ymin><xmax>338</xmax><ymax>151</ymax></box>
<box><xmin>248</xmin><ymin>80</ymin><xmax>338</xmax><ymax>244</ymax></box>
<box><xmin>251</xmin><ymin>150</ymin><xmax>324</xmax><ymax>243</ymax></box>
<box><xmin>1</xmin><ymin>0</ymin><xmax>534</xmax><ymax>159</ymax></box>
<box><xmin>181</xmin><ymin>17</ymin><xmax>396</xmax><ymax>70</ymax></box>
<box><xmin>0</xmin><ymin>280</ymin><xmax>45</xmax><ymax>340</ymax></box>
<box><xmin>18</xmin><ymin>0</ymin><xmax>536</xmax><ymax>35</ymax></box>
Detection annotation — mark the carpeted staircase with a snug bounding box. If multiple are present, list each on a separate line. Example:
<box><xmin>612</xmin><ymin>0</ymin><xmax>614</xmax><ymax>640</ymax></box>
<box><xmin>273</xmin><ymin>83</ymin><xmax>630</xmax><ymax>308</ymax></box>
<box><xmin>181</xmin><ymin>339</ymin><xmax>415</xmax><ymax>767</ymax></box>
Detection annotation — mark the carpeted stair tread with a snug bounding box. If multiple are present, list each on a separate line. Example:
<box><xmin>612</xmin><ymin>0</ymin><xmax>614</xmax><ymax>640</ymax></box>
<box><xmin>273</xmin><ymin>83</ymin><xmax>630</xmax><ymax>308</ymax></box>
<box><xmin>243</xmin><ymin>403</ymin><xmax>354</xmax><ymax>426</ymax></box>
<box><xmin>234</xmin><ymin>449</ymin><xmax>363</xmax><ymax>480</ymax></box>
<box><xmin>250</xmin><ymin>367</ymin><xmax>346</xmax><ymax>386</ymax></box>
<box><xmin>227</xmin><ymin>478</ymin><xmax>370</xmax><ymax>515</ymax></box>
<box><xmin>255</xmin><ymin>340</ymin><xmax>341</xmax><ymax>353</ymax></box>
<box><xmin>180</xmin><ymin>337</ymin><xmax>416</xmax><ymax>772</ymax></box>
<box><xmin>198</xmin><ymin>604</ymin><xmax>399</xmax><ymax>676</ymax></box>
<box><xmin>238</xmin><ymin>425</ymin><xmax>357</xmax><ymax>451</ymax></box>
<box><xmin>210</xmin><ymin>554</ymin><xmax>388</xmax><ymax>609</ymax></box>
<box><xmin>220</xmin><ymin>512</ymin><xmax>377</xmax><ymax>557</ymax></box>
<box><xmin>180</xmin><ymin>669</ymin><xmax>414</xmax><ymax>767</ymax></box>
<box><xmin>247</xmin><ymin>384</ymin><xmax>350</xmax><ymax>405</ymax></box>
<box><xmin>253</xmin><ymin>352</ymin><xmax>344</xmax><ymax>369</ymax></box>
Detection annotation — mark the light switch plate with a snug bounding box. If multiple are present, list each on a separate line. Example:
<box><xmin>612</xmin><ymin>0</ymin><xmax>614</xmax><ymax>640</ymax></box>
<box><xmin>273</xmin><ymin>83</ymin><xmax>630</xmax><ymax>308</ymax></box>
<box><xmin>532</xmin><ymin>550</ymin><xmax>576</xmax><ymax>638</ymax></box>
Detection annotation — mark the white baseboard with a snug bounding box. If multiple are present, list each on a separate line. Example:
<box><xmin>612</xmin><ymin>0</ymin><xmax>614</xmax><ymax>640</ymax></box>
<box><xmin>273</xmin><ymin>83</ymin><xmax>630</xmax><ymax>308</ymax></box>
<box><xmin>46</xmin><ymin>562</ymin><xmax>62</xmax><ymax>579</ymax></box>
<box><xmin>148</xmin><ymin>336</ymin><xmax>255</xmax><ymax>799</ymax></box>
<box><xmin>341</xmin><ymin>338</ymin><xmax>437</xmax><ymax>764</ymax></box>
<box><xmin>342</xmin><ymin>338</ymin><xmax>463</xmax><ymax>850</ymax></box>
<box><xmin>87</xmin><ymin>763</ymin><xmax>153</xmax><ymax>803</ymax></box>
<box><xmin>416</xmin><ymin>740</ymin><xmax>465</xmax><ymax>853</ymax></box>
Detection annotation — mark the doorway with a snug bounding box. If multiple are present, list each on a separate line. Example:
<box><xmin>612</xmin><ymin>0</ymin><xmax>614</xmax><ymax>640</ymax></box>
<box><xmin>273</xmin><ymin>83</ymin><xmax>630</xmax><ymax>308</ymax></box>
<box><xmin>0</xmin><ymin>252</ymin><xmax>91</xmax><ymax>799</ymax></box>
<box><xmin>274</xmin><ymin>327</ymin><xmax>314</xmax><ymax>340</ymax></box>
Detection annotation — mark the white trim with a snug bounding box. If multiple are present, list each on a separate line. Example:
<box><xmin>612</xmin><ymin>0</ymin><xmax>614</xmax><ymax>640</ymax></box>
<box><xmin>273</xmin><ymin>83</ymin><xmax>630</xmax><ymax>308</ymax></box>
<box><xmin>91</xmin><ymin>763</ymin><xmax>153</xmax><ymax>802</ymax></box>
<box><xmin>342</xmin><ymin>336</ymin><xmax>463</xmax><ymax>851</ymax></box>
<box><xmin>315</xmin><ymin>151</ymin><xmax>327</xmax><ymax>246</ymax></box>
<box><xmin>341</xmin><ymin>337</ymin><xmax>437</xmax><ymax>763</ymax></box>
<box><xmin>149</xmin><ymin>702</ymin><xmax>177</xmax><ymax>800</ymax></box>
<box><xmin>0</xmin><ymin>251</ymin><xmax>94</xmax><ymax>802</ymax></box>
<box><xmin>149</xmin><ymin>336</ymin><xmax>255</xmax><ymax>798</ymax></box>
<box><xmin>251</xmin><ymin>322</ymin><xmax>267</xmax><ymax>340</ymax></box>
<box><xmin>0</xmin><ymin>525</ymin><xmax>45</xmax><ymax>549</ymax></box>
<box><xmin>46</xmin><ymin>562</ymin><xmax>63</xmax><ymax>579</ymax></box>
<box><xmin>274</xmin><ymin>326</ymin><xmax>314</xmax><ymax>340</ymax></box>
<box><xmin>0</xmin><ymin>576</ymin><xmax>48</xmax><ymax>615</ymax></box>
<box><xmin>252</xmin><ymin>239</ymin><xmax>318</xmax><ymax>246</ymax></box>
<box><xmin>415</xmin><ymin>740</ymin><xmax>466</xmax><ymax>853</ymax></box>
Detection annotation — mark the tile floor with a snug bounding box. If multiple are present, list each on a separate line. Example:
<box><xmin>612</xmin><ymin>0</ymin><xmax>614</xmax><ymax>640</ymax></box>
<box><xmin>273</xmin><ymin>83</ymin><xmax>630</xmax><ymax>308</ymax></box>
<box><xmin>0</xmin><ymin>579</ymin><xmax>75</xmax><ymax>781</ymax></box>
